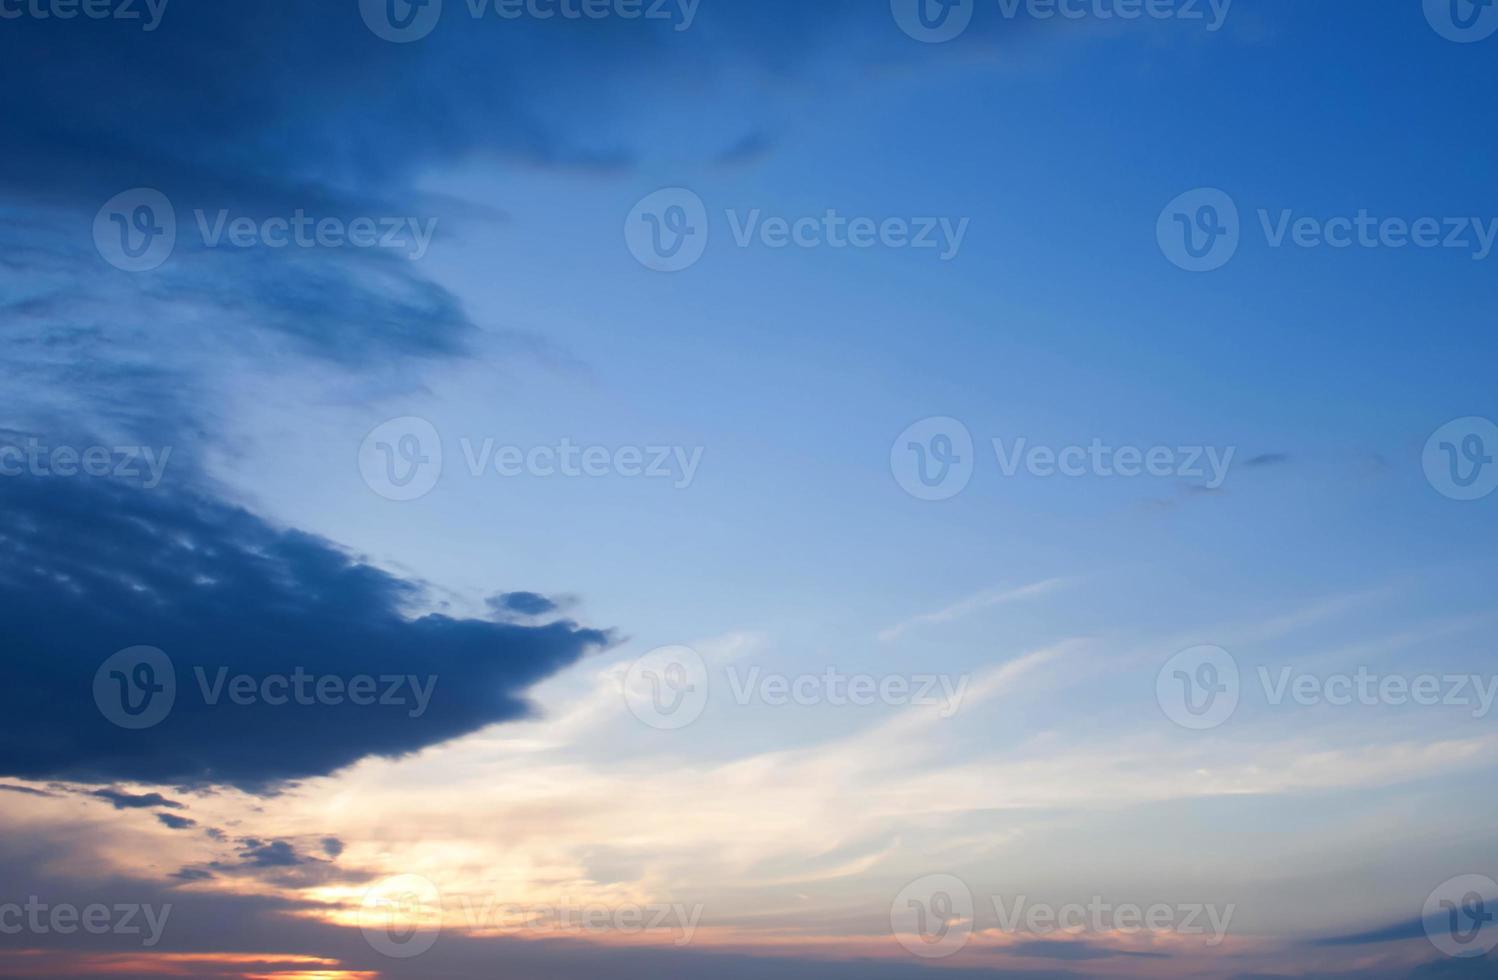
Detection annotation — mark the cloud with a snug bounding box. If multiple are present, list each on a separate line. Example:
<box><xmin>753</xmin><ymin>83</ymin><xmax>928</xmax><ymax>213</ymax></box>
<box><xmin>490</xmin><ymin>591</ymin><xmax>561</xmax><ymax>617</ymax></box>
<box><xmin>1001</xmin><ymin>940</ymin><xmax>1169</xmax><ymax>960</ymax></box>
<box><xmin>91</xmin><ymin>789</ymin><xmax>186</xmax><ymax>810</ymax></box>
<box><xmin>238</xmin><ymin>839</ymin><xmax>304</xmax><ymax>868</ymax></box>
<box><xmin>878</xmin><ymin>578</ymin><xmax>1071</xmax><ymax>642</ymax></box>
<box><xmin>155</xmin><ymin>813</ymin><xmax>197</xmax><ymax>830</ymax></box>
<box><xmin>0</xmin><ymin>472</ymin><xmax>612</xmax><ymax>793</ymax></box>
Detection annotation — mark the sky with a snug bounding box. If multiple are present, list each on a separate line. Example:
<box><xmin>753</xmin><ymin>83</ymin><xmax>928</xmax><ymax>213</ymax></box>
<box><xmin>1</xmin><ymin>0</ymin><xmax>1497</xmax><ymax>977</ymax></box>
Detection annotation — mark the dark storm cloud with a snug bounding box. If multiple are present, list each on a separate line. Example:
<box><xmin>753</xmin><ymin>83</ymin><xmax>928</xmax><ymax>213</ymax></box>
<box><xmin>0</xmin><ymin>472</ymin><xmax>612</xmax><ymax>793</ymax></box>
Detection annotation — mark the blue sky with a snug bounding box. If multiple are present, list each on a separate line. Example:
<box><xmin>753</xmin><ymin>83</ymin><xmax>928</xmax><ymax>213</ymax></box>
<box><xmin>1</xmin><ymin>1</ymin><xmax>1496</xmax><ymax>978</ymax></box>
